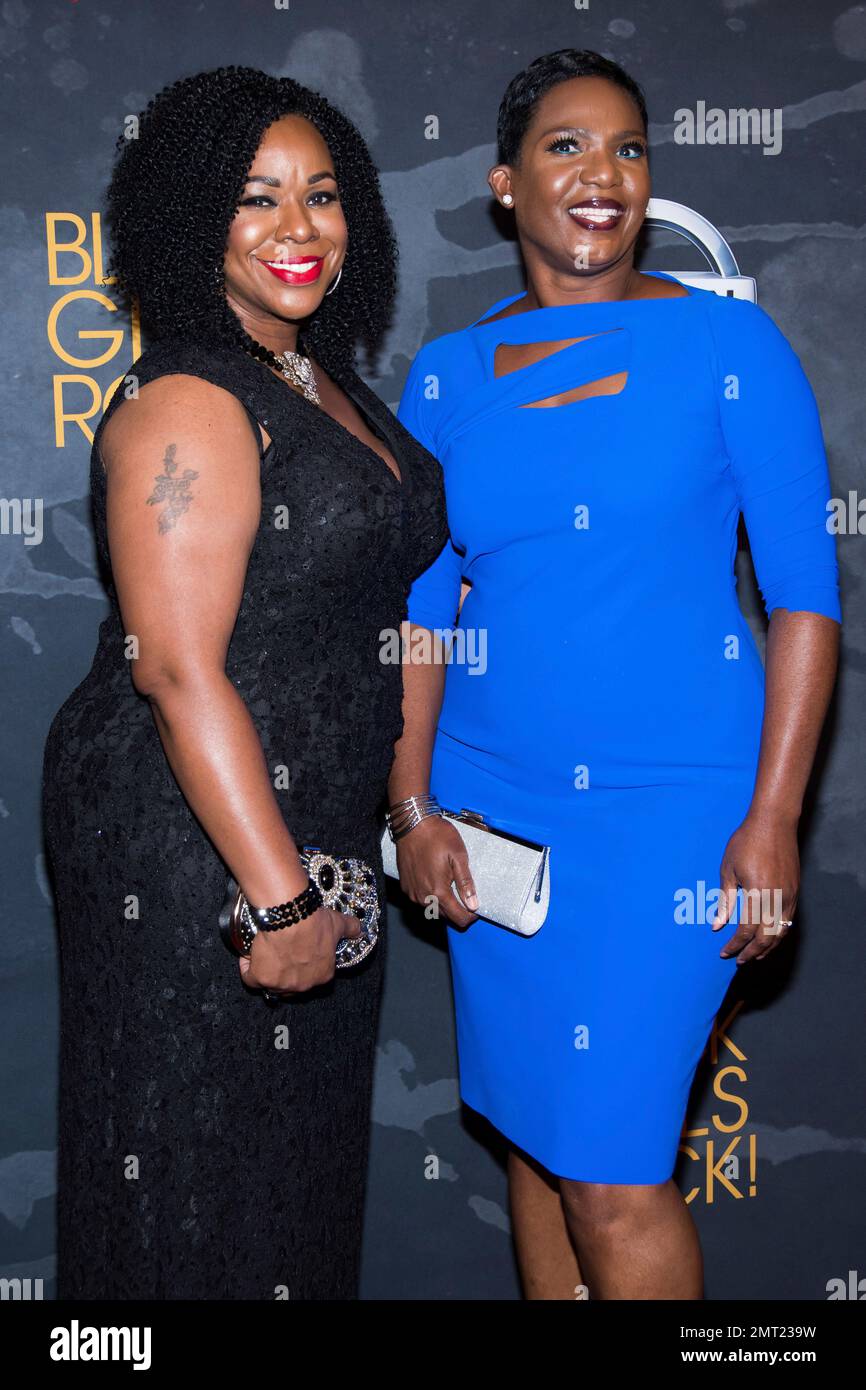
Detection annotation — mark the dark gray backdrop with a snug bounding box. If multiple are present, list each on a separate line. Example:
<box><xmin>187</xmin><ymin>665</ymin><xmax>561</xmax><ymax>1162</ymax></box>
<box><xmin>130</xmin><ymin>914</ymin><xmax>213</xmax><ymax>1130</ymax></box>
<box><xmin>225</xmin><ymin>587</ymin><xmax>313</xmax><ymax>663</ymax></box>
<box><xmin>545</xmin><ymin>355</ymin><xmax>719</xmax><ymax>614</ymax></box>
<box><xmin>2</xmin><ymin>0</ymin><xmax>864</xmax><ymax>1301</ymax></box>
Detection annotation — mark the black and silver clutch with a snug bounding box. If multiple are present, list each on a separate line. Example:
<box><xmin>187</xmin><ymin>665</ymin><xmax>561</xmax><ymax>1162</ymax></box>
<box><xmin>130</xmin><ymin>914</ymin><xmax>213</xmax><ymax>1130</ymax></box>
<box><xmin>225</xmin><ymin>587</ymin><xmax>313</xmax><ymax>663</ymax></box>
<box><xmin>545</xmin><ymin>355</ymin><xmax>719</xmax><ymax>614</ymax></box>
<box><xmin>219</xmin><ymin>845</ymin><xmax>380</xmax><ymax>970</ymax></box>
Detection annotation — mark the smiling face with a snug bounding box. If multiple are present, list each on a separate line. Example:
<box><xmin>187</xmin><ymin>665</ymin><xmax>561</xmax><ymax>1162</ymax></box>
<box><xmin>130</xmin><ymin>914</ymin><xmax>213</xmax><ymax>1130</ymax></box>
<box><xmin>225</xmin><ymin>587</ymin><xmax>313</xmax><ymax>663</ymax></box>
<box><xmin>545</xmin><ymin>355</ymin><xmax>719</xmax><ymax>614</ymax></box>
<box><xmin>224</xmin><ymin>113</ymin><xmax>347</xmax><ymax>352</ymax></box>
<box><xmin>489</xmin><ymin>75</ymin><xmax>650</xmax><ymax>286</ymax></box>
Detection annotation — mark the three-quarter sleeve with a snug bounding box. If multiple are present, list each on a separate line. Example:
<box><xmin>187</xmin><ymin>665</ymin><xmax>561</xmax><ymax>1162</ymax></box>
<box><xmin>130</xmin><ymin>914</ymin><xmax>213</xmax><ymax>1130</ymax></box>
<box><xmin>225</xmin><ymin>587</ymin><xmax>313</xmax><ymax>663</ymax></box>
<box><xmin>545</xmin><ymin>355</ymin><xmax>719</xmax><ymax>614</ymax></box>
<box><xmin>397</xmin><ymin>348</ymin><xmax>465</xmax><ymax>631</ymax></box>
<box><xmin>707</xmin><ymin>297</ymin><xmax>841</xmax><ymax>623</ymax></box>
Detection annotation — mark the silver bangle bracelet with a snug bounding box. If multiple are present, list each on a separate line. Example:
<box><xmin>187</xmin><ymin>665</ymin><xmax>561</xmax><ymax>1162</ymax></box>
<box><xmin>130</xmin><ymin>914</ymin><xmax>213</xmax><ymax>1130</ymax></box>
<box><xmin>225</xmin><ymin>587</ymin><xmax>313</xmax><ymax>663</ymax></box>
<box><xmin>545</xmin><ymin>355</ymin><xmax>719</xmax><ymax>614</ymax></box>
<box><xmin>385</xmin><ymin>793</ymin><xmax>443</xmax><ymax>842</ymax></box>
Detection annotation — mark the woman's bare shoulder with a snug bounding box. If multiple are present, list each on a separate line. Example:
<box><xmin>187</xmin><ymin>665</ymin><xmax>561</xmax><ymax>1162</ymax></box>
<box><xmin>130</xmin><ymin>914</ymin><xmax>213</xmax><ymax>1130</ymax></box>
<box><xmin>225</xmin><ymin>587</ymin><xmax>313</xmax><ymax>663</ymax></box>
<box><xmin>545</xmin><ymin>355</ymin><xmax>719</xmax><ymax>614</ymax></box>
<box><xmin>100</xmin><ymin>373</ymin><xmax>258</xmax><ymax>463</ymax></box>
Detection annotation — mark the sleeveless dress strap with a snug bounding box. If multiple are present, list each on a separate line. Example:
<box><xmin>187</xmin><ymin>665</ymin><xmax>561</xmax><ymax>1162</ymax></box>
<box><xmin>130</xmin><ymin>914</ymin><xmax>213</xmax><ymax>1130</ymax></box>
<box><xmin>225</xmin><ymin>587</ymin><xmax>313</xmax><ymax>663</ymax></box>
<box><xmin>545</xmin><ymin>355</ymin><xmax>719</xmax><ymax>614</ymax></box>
<box><xmin>238</xmin><ymin>401</ymin><xmax>268</xmax><ymax>461</ymax></box>
<box><xmin>94</xmin><ymin>335</ymin><xmax>290</xmax><ymax>467</ymax></box>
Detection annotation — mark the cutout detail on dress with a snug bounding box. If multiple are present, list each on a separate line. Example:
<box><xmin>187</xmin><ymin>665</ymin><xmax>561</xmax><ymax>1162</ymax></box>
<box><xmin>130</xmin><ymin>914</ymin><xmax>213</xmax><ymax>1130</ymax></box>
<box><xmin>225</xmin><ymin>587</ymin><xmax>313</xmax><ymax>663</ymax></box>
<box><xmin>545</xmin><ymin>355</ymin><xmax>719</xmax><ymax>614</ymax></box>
<box><xmin>493</xmin><ymin>330</ymin><xmax>628</xmax><ymax>408</ymax></box>
<box><xmin>521</xmin><ymin>372</ymin><xmax>629</xmax><ymax>409</ymax></box>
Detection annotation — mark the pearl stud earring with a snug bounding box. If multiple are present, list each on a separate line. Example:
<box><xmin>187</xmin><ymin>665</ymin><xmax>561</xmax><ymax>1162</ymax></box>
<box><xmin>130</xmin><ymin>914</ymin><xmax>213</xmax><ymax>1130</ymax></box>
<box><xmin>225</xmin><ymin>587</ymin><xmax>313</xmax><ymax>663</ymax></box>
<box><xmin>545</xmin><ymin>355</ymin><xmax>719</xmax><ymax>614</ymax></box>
<box><xmin>502</xmin><ymin>193</ymin><xmax>514</xmax><ymax>206</ymax></box>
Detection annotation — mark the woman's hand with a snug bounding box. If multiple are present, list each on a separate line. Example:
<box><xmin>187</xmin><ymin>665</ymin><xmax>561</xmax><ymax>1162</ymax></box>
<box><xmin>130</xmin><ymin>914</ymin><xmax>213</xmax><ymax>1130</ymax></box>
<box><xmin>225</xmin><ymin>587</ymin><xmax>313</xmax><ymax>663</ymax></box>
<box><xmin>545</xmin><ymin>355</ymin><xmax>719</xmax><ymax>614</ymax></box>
<box><xmin>712</xmin><ymin>810</ymin><xmax>800</xmax><ymax>964</ymax></box>
<box><xmin>396</xmin><ymin>815</ymin><xmax>479</xmax><ymax>929</ymax></box>
<box><xmin>239</xmin><ymin>906</ymin><xmax>361</xmax><ymax>994</ymax></box>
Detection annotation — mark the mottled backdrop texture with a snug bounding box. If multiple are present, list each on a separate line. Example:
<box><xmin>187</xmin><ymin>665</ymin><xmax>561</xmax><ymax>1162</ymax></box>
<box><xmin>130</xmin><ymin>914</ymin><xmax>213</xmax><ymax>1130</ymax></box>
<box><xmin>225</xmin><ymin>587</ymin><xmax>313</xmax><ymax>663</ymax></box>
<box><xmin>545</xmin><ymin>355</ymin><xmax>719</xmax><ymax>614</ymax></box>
<box><xmin>1</xmin><ymin>0</ymin><xmax>864</xmax><ymax>1301</ymax></box>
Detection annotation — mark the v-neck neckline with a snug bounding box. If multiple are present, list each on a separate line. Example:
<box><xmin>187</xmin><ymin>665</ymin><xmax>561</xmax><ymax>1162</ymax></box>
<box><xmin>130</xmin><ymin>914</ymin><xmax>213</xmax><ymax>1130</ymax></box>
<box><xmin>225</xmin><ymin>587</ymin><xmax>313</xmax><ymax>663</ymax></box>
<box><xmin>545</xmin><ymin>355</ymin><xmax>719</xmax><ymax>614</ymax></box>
<box><xmin>253</xmin><ymin>352</ymin><xmax>407</xmax><ymax>494</ymax></box>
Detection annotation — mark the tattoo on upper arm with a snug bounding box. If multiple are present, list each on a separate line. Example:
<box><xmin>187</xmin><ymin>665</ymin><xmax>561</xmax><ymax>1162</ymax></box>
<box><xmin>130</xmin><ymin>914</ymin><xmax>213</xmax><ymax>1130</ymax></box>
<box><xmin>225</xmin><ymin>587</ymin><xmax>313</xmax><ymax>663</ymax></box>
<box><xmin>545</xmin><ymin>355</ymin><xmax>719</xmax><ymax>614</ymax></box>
<box><xmin>146</xmin><ymin>443</ymin><xmax>199</xmax><ymax>533</ymax></box>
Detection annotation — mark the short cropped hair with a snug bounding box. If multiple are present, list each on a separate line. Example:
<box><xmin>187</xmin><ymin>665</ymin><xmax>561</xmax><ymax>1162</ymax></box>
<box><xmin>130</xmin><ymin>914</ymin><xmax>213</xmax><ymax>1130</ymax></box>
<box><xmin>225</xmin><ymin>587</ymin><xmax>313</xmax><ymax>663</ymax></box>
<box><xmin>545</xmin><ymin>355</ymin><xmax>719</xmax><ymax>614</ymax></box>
<box><xmin>496</xmin><ymin>49</ymin><xmax>648</xmax><ymax>167</ymax></box>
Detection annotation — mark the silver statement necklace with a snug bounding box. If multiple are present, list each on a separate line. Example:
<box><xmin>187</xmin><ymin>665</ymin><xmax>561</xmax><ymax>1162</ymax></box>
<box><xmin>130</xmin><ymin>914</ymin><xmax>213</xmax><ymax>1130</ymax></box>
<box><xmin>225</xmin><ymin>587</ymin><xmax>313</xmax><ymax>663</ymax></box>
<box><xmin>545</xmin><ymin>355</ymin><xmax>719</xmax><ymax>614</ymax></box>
<box><xmin>273</xmin><ymin>348</ymin><xmax>321</xmax><ymax>406</ymax></box>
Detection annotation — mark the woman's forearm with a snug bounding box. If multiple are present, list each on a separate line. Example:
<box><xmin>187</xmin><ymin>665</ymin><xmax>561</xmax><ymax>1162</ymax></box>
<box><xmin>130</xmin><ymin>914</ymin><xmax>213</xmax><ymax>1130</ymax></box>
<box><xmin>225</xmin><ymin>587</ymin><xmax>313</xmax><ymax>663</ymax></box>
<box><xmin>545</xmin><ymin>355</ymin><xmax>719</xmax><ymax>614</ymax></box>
<box><xmin>387</xmin><ymin>621</ymin><xmax>448</xmax><ymax>803</ymax></box>
<box><xmin>747</xmin><ymin>610</ymin><xmax>840</xmax><ymax>826</ymax></box>
<box><xmin>141</xmin><ymin>671</ymin><xmax>309</xmax><ymax>904</ymax></box>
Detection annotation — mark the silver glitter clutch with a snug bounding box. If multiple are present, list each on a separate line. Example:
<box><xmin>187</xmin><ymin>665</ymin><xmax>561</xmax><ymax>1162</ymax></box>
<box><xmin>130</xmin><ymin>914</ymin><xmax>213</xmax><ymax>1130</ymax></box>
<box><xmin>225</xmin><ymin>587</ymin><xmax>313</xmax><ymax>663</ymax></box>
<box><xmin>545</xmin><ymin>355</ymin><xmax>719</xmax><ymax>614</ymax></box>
<box><xmin>380</xmin><ymin>808</ymin><xmax>550</xmax><ymax>936</ymax></box>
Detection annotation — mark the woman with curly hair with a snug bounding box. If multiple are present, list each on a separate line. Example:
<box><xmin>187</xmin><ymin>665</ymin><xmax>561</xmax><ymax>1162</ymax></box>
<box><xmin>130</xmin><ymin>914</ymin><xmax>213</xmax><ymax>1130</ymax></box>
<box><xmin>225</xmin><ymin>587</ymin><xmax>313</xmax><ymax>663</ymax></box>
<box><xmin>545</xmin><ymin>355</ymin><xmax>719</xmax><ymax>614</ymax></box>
<box><xmin>41</xmin><ymin>66</ymin><xmax>448</xmax><ymax>1301</ymax></box>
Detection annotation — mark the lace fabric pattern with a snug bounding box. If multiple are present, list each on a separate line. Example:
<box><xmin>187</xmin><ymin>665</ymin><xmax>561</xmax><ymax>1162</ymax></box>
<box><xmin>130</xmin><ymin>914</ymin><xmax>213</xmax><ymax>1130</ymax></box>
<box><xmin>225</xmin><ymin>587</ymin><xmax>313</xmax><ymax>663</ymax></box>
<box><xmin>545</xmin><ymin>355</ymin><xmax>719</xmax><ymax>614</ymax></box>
<box><xmin>41</xmin><ymin>337</ymin><xmax>449</xmax><ymax>1300</ymax></box>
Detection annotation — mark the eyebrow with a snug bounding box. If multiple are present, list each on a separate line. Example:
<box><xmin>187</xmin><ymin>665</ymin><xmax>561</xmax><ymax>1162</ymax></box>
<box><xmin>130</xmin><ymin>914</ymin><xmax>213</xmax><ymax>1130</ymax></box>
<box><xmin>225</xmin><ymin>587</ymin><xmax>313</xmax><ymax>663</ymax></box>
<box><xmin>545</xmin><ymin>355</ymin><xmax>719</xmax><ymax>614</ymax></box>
<box><xmin>244</xmin><ymin>170</ymin><xmax>337</xmax><ymax>187</ymax></box>
<box><xmin>538</xmin><ymin>127</ymin><xmax>646</xmax><ymax>140</ymax></box>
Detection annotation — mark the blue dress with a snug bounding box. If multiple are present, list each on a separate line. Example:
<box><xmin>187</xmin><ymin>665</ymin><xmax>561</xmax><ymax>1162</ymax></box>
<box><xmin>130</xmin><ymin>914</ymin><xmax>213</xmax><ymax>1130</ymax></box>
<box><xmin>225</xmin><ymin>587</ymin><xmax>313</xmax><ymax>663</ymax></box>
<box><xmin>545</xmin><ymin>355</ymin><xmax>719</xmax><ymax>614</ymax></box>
<box><xmin>397</xmin><ymin>272</ymin><xmax>841</xmax><ymax>1184</ymax></box>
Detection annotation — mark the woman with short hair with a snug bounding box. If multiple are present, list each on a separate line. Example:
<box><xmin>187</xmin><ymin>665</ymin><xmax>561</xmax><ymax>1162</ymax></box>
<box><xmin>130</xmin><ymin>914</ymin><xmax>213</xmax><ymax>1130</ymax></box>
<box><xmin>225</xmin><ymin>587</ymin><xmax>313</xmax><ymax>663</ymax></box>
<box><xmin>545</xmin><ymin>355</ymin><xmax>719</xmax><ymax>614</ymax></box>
<box><xmin>389</xmin><ymin>49</ymin><xmax>841</xmax><ymax>1299</ymax></box>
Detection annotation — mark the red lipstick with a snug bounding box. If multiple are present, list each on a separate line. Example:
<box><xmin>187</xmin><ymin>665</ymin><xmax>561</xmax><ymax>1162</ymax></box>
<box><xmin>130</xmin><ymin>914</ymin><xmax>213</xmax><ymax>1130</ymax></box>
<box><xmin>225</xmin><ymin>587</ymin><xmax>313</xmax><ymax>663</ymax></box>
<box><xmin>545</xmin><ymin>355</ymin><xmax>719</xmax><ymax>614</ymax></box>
<box><xmin>257</xmin><ymin>255</ymin><xmax>325</xmax><ymax>285</ymax></box>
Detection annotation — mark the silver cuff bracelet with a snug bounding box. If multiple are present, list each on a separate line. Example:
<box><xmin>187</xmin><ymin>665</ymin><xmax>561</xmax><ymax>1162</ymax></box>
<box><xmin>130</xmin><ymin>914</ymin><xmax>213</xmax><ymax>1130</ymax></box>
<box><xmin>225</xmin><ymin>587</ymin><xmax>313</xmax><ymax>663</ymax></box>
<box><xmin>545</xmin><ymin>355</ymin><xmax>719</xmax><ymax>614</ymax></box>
<box><xmin>385</xmin><ymin>793</ymin><xmax>443</xmax><ymax>842</ymax></box>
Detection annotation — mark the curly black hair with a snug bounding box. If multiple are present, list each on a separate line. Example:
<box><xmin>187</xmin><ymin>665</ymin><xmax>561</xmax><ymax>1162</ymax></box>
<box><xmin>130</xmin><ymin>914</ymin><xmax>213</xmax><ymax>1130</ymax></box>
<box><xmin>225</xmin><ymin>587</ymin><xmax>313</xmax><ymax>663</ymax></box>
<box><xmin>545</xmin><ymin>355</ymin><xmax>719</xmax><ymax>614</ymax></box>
<box><xmin>105</xmin><ymin>66</ymin><xmax>397</xmax><ymax>375</ymax></box>
<box><xmin>496</xmin><ymin>49</ymin><xmax>648</xmax><ymax>167</ymax></box>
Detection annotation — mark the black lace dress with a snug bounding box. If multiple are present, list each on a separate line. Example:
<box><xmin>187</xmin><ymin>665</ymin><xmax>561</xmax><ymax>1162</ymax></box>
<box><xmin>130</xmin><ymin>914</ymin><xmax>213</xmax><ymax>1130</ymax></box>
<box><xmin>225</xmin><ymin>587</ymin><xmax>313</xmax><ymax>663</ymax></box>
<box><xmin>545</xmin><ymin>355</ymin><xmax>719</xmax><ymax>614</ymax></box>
<box><xmin>41</xmin><ymin>337</ymin><xmax>448</xmax><ymax>1300</ymax></box>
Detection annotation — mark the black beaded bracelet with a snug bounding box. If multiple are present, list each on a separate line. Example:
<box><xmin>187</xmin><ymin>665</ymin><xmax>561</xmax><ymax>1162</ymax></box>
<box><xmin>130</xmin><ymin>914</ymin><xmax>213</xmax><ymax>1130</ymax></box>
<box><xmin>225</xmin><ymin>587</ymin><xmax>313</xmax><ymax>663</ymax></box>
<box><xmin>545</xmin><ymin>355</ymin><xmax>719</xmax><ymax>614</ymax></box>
<box><xmin>245</xmin><ymin>879</ymin><xmax>324</xmax><ymax>932</ymax></box>
<box><xmin>232</xmin><ymin>880</ymin><xmax>323</xmax><ymax>954</ymax></box>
